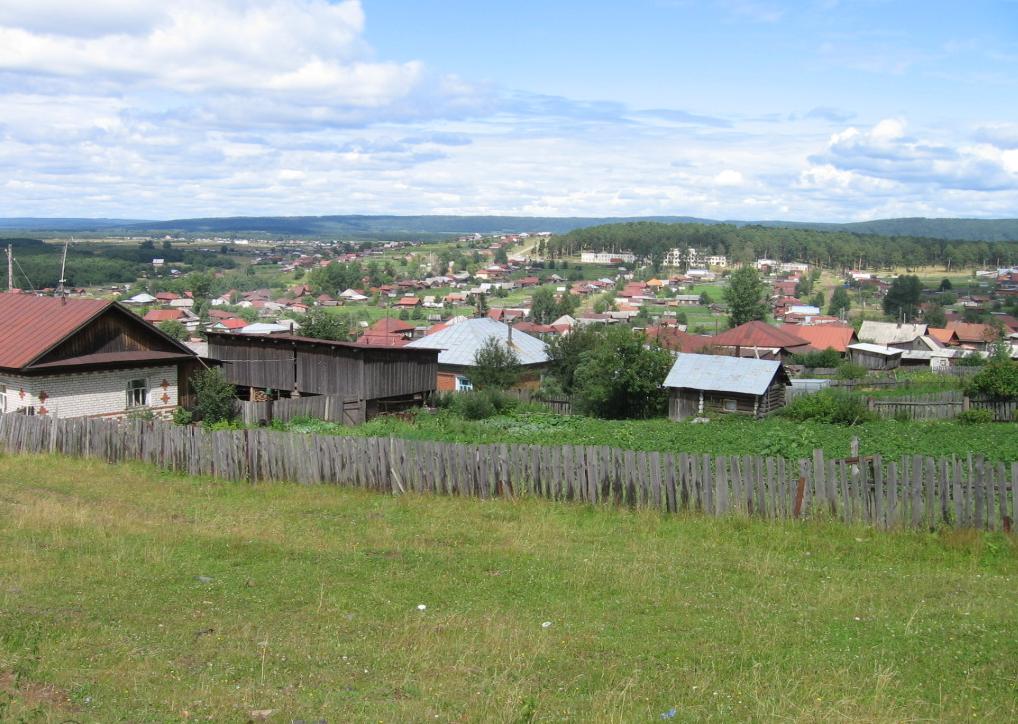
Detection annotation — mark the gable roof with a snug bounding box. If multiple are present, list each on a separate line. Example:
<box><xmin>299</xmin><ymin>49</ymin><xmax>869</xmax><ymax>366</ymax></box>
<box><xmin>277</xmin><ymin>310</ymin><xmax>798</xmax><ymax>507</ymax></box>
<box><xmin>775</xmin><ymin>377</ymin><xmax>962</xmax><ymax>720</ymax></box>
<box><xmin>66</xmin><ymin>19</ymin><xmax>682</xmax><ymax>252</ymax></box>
<box><xmin>663</xmin><ymin>353</ymin><xmax>786</xmax><ymax>395</ymax></box>
<box><xmin>646</xmin><ymin>326</ymin><xmax>715</xmax><ymax>354</ymax></box>
<box><xmin>0</xmin><ymin>294</ymin><xmax>112</xmax><ymax>369</ymax></box>
<box><xmin>366</xmin><ymin>317</ymin><xmax>415</xmax><ymax>334</ymax></box>
<box><xmin>780</xmin><ymin>324</ymin><xmax>857</xmax><ymax>353</ymax></box>
<box><xmin>946</xmin><ymin>321</ymin><xmax>998</xmax><ymax>344</ymax></box>
<box><xmin>0</xmin><ymin>293</ymin><xmax>194</xmax><ymax>370</ymax></box>
<box><xmin>710</xmin><ymin>321</ymin><xmax>809</xmax><ymax>351</ymax></box>
<box><xmin>406</xmin><ymin>317</ymin><xmax>549</xmax><ymax>366</ymax></box>
<box><xmin>858</xmin><ymin>321</ymin><xmax>927</xmax><ymax>345</ymax></box>
<box><xmin>144</xmin><ymin>309</ymin><xmax>187</xmax><ymax>322</ymax></box>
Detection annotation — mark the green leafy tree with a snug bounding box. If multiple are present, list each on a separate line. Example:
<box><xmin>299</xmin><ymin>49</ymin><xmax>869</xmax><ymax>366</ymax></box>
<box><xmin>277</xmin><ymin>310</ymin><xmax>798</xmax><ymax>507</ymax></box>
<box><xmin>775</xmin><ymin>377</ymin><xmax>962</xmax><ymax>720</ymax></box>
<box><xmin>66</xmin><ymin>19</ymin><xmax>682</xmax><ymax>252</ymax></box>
<box><xmin>157</xmin><ymin>320</ymin><xmax>189</xmax><ymax>341</ymax></box>
<box><xmin>529</xmin><ymin>286</ymin><xmax>558</xmax><ymax>324</ymax></box>
<box><xmin>544</xmin><ymin>324</ymin><xmax>601</xmax><ymax>395</ymax></box>
<box><xmin>939</xmin><ymin>277</ymin><xmax>953</xmax><ymax>291</ymax></box>
<box><xmin>571</xmin><ymin>326</ymin><xmax>672</xmax><ymax>419</ymax></box>
<box><xmin>191</xmin><ymin>368</ymin><xmax>237</xmax><ymax>425</ymax></box>
<box><xmin>810</xmin><ymin>291</ymin><xmax>824</xmax><ymax>309</ymax></box>
<box><xmin>924</xmin><ymin>303</ymin><xmax>947</xmax><ymax>328</ymax></box>
<box><xmin>828</xmin><ymin>287</ymin><xmax>851</xmax><ymax>317</ymax></box>
<box><xmin>723</xmin><ymin>266</ymin><xmax>768</xmax><ymax>326</ymax></box>
<box><xmin>698</xmin><ymin>291</ymin><xmax>712</xmax><ymax>306</ymax></box>
<box><xmin>471</xmin><ymin>337</ymin><xmax>522</xmax><ymax>390</ymax></box>
<box><xmin>494</xmin><ymin>246</ymin><xmax>509</xmax><ymax>264</ymax></box>
<box><xmin>300</xmin><ymin>308</ymin><xmax>348</xmax><ymax>341</ymax></box>
<box><xmin>882</xmin><ymin>274</ymin><xmax>922</xmax><ymax>320</ymax></box>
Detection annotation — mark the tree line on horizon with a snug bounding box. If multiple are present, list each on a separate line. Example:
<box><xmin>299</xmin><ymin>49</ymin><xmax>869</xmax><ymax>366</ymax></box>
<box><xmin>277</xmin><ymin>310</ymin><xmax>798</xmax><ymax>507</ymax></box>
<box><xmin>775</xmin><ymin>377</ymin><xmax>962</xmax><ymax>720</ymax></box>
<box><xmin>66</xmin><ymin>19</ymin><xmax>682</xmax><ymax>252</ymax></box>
<box><xmin>542</xmin><ymin>222</ymin><xmax>1018</xmax><ymax>271</ymax></box>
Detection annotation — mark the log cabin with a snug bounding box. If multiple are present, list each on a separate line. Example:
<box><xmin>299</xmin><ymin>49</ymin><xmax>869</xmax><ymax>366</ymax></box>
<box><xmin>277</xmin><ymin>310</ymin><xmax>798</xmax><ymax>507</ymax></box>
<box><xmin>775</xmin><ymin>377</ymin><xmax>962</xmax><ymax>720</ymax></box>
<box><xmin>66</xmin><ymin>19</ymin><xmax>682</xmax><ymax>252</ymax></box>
<box><xmin>664</xmin><ymin>352</ymin><xmax>790</xmax><ymax>421</ymax></box>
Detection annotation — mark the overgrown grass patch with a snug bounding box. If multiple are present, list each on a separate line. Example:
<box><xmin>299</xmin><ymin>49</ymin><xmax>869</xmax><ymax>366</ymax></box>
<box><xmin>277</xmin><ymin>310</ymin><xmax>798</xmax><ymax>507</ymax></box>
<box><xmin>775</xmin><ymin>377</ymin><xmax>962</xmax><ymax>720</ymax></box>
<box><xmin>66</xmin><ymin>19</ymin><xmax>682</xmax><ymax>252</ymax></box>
<box><xmin>0</xmin><ymin>455</ymin><xmax>1015</xmax><ymax>721</ymax></box>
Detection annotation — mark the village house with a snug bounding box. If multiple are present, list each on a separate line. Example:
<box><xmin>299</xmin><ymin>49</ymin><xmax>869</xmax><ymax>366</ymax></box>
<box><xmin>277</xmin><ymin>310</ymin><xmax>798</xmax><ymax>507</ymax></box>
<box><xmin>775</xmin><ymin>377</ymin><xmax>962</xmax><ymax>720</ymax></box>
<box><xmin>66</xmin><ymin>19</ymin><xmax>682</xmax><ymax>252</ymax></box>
<box><xmin>707</xmin><ymin>321</ymin><xmax>811</xmax><ymax>361</ymax></box>
<box><xmin>857</xmin><ymin>321</ymin><xmax>928</xmax><ymax>350</ymax></box>
<box><xmin>406</xmin><ymin>317</ymin><xmax>550</xmax><ymax>392</ymax></box>
<box><xmin>0</xmin><ymin>294</ymin><xmax>204</xmax><ymax>419</ymax></box>
<box><xmin>663</xmin><ymin>353</ymin><xmax>790</xmax><ymax>421</ymax></box>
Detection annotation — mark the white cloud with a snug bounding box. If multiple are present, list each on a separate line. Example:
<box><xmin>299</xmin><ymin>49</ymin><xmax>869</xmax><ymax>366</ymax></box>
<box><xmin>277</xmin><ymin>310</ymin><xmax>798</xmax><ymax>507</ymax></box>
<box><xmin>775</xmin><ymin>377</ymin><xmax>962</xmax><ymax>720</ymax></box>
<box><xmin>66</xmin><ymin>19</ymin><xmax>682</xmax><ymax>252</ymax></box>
<box><xmin>0</xmin><ymin>3</ymin><xmax>1017</xmax><ymax>222</ymax></box>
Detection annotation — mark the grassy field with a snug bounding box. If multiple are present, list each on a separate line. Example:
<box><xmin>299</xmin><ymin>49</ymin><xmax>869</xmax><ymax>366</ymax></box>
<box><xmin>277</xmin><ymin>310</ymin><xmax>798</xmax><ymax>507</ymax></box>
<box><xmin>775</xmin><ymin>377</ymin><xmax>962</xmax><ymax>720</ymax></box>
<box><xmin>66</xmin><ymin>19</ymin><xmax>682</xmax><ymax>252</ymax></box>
<box><xmin>284</xmin><ymin>409</ymin><xmax>1018</xmax><ymax>463</ymax></box>
<box><xmin>0</xmin><ymin>455</ymin><xmax>1015</xmax><ymax>721</ymax></box>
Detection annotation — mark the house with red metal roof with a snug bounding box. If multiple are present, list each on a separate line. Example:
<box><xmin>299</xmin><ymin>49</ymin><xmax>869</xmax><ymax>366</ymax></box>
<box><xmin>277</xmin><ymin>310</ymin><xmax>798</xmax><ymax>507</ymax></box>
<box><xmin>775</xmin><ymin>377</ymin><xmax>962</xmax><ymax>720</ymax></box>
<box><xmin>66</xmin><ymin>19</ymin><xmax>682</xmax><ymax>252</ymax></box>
<box><xmin>708</xmin><ymin>321</ymin><xmax>811</xmax><ymax>360</ymax></box>
<box><xmin>0</xmin><ymin>293</ymin><xmax>203</xmax><ymax>419</ymax></box>
<box><xmin>779</xmin><ymin>323</ymin><xmax>858</xmax><ymax>354</ymax></box>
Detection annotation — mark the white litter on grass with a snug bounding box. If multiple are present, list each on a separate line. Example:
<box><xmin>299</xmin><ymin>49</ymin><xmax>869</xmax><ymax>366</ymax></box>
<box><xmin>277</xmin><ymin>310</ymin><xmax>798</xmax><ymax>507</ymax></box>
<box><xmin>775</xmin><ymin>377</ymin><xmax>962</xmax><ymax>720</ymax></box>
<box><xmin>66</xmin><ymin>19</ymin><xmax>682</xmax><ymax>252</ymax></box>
<box><xmin>417</xmin><ymin>604</ymin><xmax>427</xmax><ymax>611</ymax></box>
<box><xmin>541</xmin><ymin>621</ymin><xmax>552</xmax><ymax>628</ymax></box>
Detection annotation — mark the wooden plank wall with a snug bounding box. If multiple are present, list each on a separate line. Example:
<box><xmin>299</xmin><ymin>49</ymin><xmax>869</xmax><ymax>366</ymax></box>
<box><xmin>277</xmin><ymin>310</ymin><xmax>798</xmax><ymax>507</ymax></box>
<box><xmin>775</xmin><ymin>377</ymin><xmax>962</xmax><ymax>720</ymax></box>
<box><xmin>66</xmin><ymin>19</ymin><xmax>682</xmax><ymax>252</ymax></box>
<box><xmin>1</xmin><ymin>413</ymin><xmax>1014</xmax><ymax>531</ymax></box>
<box><xmin>238</xmin><ymin>395</ymin><xmax>363</xmax><ymax>426</ymax></box>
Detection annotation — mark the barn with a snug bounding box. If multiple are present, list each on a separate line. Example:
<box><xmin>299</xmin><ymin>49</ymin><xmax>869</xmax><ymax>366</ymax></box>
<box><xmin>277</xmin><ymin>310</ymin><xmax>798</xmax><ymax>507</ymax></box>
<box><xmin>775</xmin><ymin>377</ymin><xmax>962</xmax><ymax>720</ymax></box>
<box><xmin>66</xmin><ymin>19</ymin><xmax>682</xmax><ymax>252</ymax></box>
<box><xmin>0</xmin><ymin>293</ymin><xmax>205</xmax><ymax>419</ymax></box>
<box><xmin>663</xmin><ymin>353</ymin><xmax>790</xmax><ymax>421</ymax></box>
<box><xmin>207</xmin><ymin>332</ymin><xmax>439</xmax><ymax>421</ymax></box>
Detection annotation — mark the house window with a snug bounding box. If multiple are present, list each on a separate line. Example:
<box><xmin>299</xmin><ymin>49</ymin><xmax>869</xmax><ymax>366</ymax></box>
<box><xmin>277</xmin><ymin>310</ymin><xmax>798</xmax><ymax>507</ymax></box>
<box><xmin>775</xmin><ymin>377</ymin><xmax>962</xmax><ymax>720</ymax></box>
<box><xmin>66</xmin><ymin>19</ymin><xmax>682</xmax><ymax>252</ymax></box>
<box><xmin>127</xmin><ymin>379</ymin><xmax>148</xmax><ymax>408</ymax></box>
<box><xmin>723</xmin><ymin>398</ymin><xmax>738</xmax><ymax>412</ymax></box>
<box><xmin>0</xmin><ymin>384</ymin><xmax>6</xmax><ymax>413</ymax></box>
<box><xmin>456</xmin><ymin>376</ymin><xmax>473</xmax><ymax>392</ymax></box>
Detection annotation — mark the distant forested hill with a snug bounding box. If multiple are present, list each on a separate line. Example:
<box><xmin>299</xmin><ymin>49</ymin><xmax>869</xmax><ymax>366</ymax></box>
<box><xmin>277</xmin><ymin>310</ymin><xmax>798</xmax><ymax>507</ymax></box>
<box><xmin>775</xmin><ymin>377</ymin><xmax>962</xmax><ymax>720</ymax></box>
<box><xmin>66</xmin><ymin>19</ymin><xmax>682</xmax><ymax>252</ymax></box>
<box><xmin>549</xmin><ymin>221</ymin><xmax>1018</xmax><ymax>270</ymax></box>
<box><xmin>2</xmin><ymin>214</ymin><xmax>1018</xmax><ymax>242</ymax></box>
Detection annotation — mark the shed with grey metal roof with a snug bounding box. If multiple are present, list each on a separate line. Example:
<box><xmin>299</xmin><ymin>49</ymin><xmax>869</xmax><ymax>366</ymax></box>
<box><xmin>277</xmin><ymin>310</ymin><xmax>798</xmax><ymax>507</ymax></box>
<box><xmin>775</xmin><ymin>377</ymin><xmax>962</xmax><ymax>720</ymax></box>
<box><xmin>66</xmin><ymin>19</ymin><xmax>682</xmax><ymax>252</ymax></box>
<box><xmin>663</xmin><ymin>352</ymin><xmax>790</xmax><ymax>421</ymax></box>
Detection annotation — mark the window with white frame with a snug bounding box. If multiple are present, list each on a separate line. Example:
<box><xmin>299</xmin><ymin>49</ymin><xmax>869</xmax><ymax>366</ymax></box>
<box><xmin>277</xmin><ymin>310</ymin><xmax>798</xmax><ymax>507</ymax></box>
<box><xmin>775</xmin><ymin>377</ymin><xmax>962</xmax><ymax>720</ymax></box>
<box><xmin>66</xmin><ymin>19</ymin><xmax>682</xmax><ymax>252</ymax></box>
<box><xmin>455</xmin><ymin>376</ymin><xmax>473</xmax><ymax>392</ymax></box>
<box><xmin>126</xmin><ymin>379</ymin><xmax>148</xmax><ymax>408</ymax></box>
<box><xmin>0</xmin><ymin>384</ymin><xmax>6</xmax><ymax>413</ymax></box>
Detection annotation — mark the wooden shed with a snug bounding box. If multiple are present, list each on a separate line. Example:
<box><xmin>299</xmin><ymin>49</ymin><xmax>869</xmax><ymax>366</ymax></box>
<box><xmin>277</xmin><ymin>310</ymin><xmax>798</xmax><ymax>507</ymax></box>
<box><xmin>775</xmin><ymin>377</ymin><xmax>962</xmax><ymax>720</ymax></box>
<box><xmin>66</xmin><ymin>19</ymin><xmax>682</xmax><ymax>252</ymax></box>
<box><xmin>208</xmin><ymin>332</ymin><xmax>438</xmax><ymax>421</ymax></box>
<box><xmin>663</xmin><ymin>353</ymin><xmax>790</xmax><ymax>421</ymax></box>
<box><xmin>846</xmin><ymin>343</ymin><xmax>902</xmax><ymax>371</ymax></box>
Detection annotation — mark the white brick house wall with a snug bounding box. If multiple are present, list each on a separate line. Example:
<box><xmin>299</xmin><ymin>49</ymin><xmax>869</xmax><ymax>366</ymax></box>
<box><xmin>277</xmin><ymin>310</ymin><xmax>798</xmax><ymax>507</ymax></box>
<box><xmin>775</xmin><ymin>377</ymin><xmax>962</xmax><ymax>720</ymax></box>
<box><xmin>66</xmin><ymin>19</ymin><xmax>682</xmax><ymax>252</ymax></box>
<box><xmin>0</xmin><ymin>365</ymin><xmax>179</xmax><ymax>419</ymax></box>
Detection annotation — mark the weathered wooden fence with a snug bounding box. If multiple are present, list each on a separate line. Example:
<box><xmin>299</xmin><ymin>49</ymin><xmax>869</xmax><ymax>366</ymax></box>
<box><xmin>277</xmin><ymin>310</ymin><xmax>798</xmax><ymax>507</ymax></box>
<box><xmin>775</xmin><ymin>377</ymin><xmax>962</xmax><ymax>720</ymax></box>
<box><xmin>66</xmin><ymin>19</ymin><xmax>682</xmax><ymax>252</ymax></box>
<box><xmin>869</xmin><ymin>391</ymin><xmax>966</xmax><ymax>421</ymax></box>
<box><xmin>867</xmin><ymin>392</ymin><xmax>1017</xmax><ymax>422</ymax></box>
<box><xmin>0</xmin><ymin>414</ymin><xmax>1014</xmax><ymax>531</ymax></box>
<box><xmin>239</xmin><ymin>395</ymin><xmax>363</xmax><ymax>426</ymax></box>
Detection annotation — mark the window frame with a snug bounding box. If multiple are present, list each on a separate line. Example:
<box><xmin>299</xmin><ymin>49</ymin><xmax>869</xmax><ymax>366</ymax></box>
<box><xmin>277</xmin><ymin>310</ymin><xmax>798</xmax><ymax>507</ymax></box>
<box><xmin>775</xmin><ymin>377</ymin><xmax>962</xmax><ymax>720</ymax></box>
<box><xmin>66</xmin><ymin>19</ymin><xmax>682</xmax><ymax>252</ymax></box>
<box><xmin>126</xmin><ymin>378</ymin><xmax>148</xmax><ymax>409</ymax></box>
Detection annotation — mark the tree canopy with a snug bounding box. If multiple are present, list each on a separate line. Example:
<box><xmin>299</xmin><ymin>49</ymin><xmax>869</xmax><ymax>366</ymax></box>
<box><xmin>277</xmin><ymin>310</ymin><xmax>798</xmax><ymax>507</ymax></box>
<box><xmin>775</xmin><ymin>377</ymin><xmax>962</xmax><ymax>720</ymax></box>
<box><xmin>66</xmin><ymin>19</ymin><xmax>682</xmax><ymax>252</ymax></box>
<box><xmin>471</xmin><ymin>337</ymin><xmax>522</xmax><ymax>390</ymax></box>
<box><xmin>724</xmin><ymin>266</ymin><xmax>768</xmax><ymax>327</ymax></box>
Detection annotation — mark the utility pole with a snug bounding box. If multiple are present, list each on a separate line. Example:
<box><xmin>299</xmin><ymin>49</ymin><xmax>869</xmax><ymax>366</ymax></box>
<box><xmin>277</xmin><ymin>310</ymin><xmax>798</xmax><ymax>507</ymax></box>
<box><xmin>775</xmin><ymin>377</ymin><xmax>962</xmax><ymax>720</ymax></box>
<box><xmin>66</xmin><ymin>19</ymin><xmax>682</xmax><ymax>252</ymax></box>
<box><xmin>56</xmin><ymin>238</ymin><xmax>70</xmax><ymax>298</ymax></box>
<box><xmin>6</xmin><ymin>244</ymin><xmax>12</xmax><ymax>292</ymax></box>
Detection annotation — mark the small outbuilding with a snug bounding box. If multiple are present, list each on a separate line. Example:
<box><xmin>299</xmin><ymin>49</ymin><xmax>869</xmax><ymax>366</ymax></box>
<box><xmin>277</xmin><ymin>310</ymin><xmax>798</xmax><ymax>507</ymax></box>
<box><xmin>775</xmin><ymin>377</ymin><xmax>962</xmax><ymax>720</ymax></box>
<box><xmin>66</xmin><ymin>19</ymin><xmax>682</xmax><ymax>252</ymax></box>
<box><xmin>846</xmin><ymin>342</ymin><xmax>902</xmax><ymax>371</ymax></box>
<box><xmin>663</xmin><ymin>353</ymin><xmax>790</xmax><ymax>421</ymax></box>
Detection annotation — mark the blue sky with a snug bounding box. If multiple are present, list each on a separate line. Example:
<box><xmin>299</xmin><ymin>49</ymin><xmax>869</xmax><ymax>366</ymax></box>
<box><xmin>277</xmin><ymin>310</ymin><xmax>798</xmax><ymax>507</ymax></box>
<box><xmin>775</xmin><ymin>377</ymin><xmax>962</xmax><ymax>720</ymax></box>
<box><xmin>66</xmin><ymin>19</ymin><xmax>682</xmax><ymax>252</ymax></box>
<box><xmin>1</xmin><ymin>0</ymin><xmax>1017</xmax><ymax>221</ymax></box>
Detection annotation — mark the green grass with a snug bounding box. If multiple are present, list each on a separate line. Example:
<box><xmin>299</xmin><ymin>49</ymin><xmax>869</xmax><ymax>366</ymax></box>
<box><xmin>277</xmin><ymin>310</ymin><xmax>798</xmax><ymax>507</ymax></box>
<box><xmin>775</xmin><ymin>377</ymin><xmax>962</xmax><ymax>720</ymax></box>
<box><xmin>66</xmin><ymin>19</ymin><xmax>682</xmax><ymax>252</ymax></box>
<box><xmin>0</xmin><ymin>455</ymin><xmax>1015</xmax><ymax>721</ymax></box>
<box><xmin>286</xmin><ymin>409</ymin><xmax>1018</xmax><ymax>463</ymax></box>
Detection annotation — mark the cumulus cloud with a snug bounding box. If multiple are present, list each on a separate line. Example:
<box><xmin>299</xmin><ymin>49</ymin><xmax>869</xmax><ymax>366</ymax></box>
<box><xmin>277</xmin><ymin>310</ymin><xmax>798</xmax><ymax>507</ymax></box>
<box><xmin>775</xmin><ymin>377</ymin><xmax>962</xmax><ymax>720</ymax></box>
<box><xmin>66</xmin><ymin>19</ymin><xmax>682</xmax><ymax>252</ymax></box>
<box><xmin>0</xmin><ymin>2</ymin><xmax>1016</xmax><ymax>222</ymax></box>
<box><xmin>808</xmin><ymin>118</ymin><xmax>1018</xmax><ymax>192</ymax></box>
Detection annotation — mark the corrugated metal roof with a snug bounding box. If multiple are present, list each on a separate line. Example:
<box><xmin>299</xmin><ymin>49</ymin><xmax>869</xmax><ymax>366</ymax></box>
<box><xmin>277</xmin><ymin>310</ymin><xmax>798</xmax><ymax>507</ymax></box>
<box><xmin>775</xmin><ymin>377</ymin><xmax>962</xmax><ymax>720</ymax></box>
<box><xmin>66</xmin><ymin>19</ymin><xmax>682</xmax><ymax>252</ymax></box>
<box><xmin>0</xmin><ymin>293</ymin><xmax>111</xmax><ymax>369</ymax></box>
<box><xmin>709</xmin><ymin>321</ymin><xmax>810</xmax><ymax>350</ymax></box>
<box><xmin>663</xmin><ymin>353</ymin><xmax>783</xmax><ymax>395</ymax></box>
<box><xmin>780</xmin><ymin>323</ymin><xmax>856</xmax><ymax>353</ymax></box>
<box><xmin>858</xmin><ymin>321</ymin><xmax>927</xmax><ymax>345</ymax></box>
<box><xmin>406</xmin><ymin>317</ymin><xmax>549</xmax><ymax>366</ymax></box>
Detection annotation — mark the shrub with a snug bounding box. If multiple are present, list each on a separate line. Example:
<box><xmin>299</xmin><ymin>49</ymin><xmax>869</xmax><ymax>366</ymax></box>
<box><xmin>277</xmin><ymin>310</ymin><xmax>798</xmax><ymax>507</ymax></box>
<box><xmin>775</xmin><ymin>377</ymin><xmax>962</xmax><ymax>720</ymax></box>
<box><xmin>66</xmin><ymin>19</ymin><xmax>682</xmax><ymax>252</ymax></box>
<box><xmin>965</xmin><ymin>360</ymin><xmax>1018</xmax><ymax>400</ymax></box>
<box><xmin>955</xmin><ymin>352</ymin><xmax>986</xmax><ymax>367</ymax></box>
<box><xmin>957</xmin><ymin>408</ymin><xmax>993</xmax><ymax>424</ymax></box>
<box><xmin>191</xmin><ymin>367</ymin><xmax>238</xmax><ymax>425</ymax></box>
<box><xmin>835</xmin><ymin>362</ymin><xmax>867</xmax><ymax>380</ymax></box>
<box><xmin>781</xmin><ymin>389</ymin><xmax>874</xmax><ymax>425</ymax></box>
<box><xmin>171</xmin><ymin>408</ymin><xmax>193</xmax><ymax>426</ymax></box>
<box><xmin>790</xmin><ymin>348</ymin><xmax>841</xmax><ymax>369</ymax></box>
<box><xmin>456</xmin><ymin>392</ymin><xmax>495</xmax><ymax>420</ymax></box>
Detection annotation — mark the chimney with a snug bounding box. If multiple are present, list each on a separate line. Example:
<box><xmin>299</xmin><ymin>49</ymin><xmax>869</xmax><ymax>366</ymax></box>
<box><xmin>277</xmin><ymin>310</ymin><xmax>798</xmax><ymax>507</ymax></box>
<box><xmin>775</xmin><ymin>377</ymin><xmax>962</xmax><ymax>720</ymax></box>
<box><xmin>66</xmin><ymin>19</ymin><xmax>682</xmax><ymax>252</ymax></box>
<box><xmin>507</xmin><ymin>320</ymin><xmax>514</xmax><ymax>347</ymax></box>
